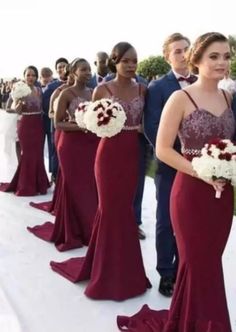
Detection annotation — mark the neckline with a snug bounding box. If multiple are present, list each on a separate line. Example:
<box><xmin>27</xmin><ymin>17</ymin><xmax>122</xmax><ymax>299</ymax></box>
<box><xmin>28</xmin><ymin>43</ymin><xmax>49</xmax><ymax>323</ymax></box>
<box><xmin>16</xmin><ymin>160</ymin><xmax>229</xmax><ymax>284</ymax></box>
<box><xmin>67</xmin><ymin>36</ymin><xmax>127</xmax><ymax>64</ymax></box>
<box><xmin>183</xmin><ymin>108</ymin><xmax>231</xmax><ymax>121</ymax></box>
<box><xmin>112</xmin><ymin>96</ymin><xmax>142</xmax><ymax>104</ymax></box>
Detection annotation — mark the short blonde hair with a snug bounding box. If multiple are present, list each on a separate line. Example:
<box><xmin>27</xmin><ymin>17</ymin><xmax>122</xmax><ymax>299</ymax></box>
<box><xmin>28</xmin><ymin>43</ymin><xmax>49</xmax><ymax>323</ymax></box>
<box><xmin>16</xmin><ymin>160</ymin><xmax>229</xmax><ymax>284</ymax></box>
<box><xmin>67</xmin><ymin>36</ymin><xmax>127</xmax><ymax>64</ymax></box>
<box><xmin>163</xmin><ymin>33</ymin><xmax>190</xmax><ymax>60</ymax></box>
<box><xmin>40</xmin><ymin>67</ymin><xmax>53</xmax><ymax>78</ymax></box>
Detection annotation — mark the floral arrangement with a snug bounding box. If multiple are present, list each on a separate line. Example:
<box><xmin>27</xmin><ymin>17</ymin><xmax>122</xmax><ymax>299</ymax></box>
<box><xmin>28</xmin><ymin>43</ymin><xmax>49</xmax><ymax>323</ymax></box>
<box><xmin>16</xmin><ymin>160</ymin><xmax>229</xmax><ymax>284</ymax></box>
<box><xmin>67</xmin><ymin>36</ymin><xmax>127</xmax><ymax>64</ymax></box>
<box><xmin>192</xmin><ymin>138</ymin><xmax>236</xmax><ymax>198</ymax></box>
<box><xmin>74</xmin><ymin>101</ymin><xmax>91</xmax><ymax>129</ymax></box>
<box><xmin>83</xmin><ymin>98</ymin><xmax>127</xmax><ymax>138</ymax></box>
<box><xmin>11</xmin><ymin>81</ymin><xmax>31</xmax><ymax>101</ymax></box>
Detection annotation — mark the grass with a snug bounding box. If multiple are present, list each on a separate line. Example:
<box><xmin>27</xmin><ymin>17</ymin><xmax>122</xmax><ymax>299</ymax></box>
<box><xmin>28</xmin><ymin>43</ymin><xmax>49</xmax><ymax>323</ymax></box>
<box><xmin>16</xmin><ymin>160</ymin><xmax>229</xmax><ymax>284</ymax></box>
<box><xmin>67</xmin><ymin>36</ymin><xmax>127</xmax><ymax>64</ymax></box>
<box><xmin>146</xmin><ymin>158</ymin><xmax>236</xmax><ymax>215</ymax></box>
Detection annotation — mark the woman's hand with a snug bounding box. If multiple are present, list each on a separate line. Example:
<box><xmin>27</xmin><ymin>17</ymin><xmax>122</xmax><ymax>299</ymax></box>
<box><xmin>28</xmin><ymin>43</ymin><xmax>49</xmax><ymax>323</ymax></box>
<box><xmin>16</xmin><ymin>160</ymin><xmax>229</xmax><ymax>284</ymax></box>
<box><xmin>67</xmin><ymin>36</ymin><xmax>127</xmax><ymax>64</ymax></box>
<box><xmin>204</xmin><ymin>178</ymin><xmax>226</xmax><ymax>195</ymax></box>
<box><xmin>211</xmin><ymin>179</ymin><xmax>226</xmax><ymax>193</ymax></box>
<box><xmin>14</xmin><ymin>99</ymin><xmax>24</xmax><ymax>114</ymax></box>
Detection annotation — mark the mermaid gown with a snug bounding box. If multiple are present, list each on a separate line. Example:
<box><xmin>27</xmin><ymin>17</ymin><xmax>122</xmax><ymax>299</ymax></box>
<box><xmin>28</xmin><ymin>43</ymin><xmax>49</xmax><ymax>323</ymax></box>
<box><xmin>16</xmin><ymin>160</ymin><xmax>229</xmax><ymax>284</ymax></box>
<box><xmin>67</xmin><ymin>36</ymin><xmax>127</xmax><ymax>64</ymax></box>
<box><xmin>50</xmin><ymin>85</ymin><xmax>152</xmax><ymax>300</ymax></box>
<box><xmin>0</xmin><ymin>90</ymin><xmax>49</xmax><ymax>196</ymax></box>
<box><xmin>28</xmin><ymin>95</ymin><xmax>99</xmax><ymax>251</ymax></box>
<box><xmin>117</xmin><ymin>90</ymin><xmax>235</xmax><ymax>331</ymax></box>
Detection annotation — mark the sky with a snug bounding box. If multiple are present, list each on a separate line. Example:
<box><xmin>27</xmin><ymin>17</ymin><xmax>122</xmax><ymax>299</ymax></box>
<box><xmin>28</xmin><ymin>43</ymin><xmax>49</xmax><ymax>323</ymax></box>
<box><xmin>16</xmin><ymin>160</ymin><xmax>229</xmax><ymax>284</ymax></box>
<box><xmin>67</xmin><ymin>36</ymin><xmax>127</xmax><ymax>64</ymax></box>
<box><xmin>0</xmin><ymin>0</ymin><xmax>235</xmax><ymax>79</ymax></box>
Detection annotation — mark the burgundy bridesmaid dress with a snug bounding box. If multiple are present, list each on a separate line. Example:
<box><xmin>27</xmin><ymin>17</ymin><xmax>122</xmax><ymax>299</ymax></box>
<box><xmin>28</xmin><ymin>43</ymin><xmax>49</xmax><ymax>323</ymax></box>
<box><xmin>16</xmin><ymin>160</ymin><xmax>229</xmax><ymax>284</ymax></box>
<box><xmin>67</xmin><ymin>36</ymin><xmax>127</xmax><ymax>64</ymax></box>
<box><xmin>0</xmin><ymin>89</ymin><xmax>49</xmax><ymax>196</ymax></box>
<box><xmin>50</xmin><ymin>84</ymin><xmax>151</xmax><ymax>301</ymax></box>
<box><xmin>27</xmin><ymin>96</ymin><xmax>99</xmax><ymax>251</ymax></box>
<box><xmin>117</xmin><ymin>90</ymin><xmax>235</xmax><ymax>331</ymax></box>
<box><xmin>29</xmin><ymin>130</ymin><xmax>62</xmax><ymax>215</ymax></box>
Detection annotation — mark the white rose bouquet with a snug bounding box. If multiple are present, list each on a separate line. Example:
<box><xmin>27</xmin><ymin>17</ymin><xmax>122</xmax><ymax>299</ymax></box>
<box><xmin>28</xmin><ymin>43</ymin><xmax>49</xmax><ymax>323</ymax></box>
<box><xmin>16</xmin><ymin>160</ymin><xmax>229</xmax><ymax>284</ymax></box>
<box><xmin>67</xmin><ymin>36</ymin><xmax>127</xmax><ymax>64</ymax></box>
<box><xmin>11</xmin><ymin>81</ymin><xmax>31</xmax><ymax>101</ymax></box>
<box><xmin>74</xmin><ymin>101</ymin><xmax>91</xmax><ymax>129</ymax></box>
<box><xmin>83</xmin><ymin>98</ymin><xmax>127</xmax><ymax>138</ymax></box>
<box><xmin>192</xmin><ymin>138</ymin><xmax>236</xmax><ymax>198</ymax></box>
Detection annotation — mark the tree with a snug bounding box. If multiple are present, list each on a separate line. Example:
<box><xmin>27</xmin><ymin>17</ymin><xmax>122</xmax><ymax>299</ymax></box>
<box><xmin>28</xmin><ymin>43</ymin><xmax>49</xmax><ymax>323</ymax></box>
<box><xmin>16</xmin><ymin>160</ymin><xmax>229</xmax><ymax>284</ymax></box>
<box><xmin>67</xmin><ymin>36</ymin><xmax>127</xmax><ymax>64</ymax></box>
<box><xmin>228</xmin><ymin>35</ymin><xmax>236</xmax><ymax>57</ymax></box>
<box><xmin>230</xmin><ymin>57</ymin><xmax>236</xmax><ymax>79</ymax></box>
<box><xmin>137</xmin><ymin>56</ymin><xmax>170</xmax><ymax>81</ymax></box>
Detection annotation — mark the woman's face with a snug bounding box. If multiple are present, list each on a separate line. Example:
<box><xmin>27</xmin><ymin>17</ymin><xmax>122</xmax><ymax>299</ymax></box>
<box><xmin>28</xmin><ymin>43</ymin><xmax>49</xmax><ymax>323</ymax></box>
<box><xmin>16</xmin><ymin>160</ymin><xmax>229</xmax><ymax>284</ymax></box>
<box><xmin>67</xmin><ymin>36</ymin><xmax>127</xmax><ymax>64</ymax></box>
<box><xmin>74</xmin><ymin>61</ymin><xmax>91</xmax><ymax>83</ymax></box>
<box><xmin>24</xmin><ymin>69</ymin><xmax>37</xmax><ymax>86</ymax></box>
<box><xmin>196</xmin><ymin>41</ymin><xmax>231</xmax><ymax>81</ymax></box>
<box><xmin>116</xmin><ymin>47</ymin><xmax>138</xmax><ymax>78</ymax></box>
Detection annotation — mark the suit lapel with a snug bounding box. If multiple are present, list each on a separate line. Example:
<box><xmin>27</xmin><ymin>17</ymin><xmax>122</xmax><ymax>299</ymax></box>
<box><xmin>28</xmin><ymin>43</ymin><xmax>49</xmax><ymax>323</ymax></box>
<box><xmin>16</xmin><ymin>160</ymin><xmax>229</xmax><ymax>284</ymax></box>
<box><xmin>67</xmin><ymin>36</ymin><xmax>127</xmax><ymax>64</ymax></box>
<box><xmin>166</xmin><ymin>70</ymin><xmax>181</xmax><ymax>91</ymax></box>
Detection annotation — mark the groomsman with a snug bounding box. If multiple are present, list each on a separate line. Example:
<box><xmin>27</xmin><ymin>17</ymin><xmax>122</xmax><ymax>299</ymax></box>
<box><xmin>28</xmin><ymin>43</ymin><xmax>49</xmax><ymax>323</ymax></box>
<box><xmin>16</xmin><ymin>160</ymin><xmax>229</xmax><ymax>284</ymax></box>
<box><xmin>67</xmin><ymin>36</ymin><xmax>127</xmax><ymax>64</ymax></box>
<box><xmin>87</xmin><ymin>52</ymin><xmax>109</xmax><ymax>88</ymax></box>
<box><xmin>144</xmin><ymin>33</ymin><xmax>197</xmax><ymax>296</ymax></box>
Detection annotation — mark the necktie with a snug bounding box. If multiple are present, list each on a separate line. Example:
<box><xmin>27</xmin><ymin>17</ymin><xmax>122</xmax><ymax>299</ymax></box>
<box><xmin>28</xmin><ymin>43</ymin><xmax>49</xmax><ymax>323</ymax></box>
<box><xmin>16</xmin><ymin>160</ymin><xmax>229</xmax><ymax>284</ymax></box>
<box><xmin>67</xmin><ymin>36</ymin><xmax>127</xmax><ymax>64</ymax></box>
<box><xmin>178</xmin><ymin>75</ymin><xmax>197</xmax><ymax>84</ymax></box>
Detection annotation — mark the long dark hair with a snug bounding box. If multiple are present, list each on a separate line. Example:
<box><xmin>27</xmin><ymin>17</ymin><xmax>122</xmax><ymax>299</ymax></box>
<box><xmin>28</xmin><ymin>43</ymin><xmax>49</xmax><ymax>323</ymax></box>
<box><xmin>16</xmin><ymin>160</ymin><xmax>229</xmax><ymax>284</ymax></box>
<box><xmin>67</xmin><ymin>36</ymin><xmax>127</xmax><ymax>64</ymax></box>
<box><xmin>108</xmin><ymin>42</ymin><xmax>134</xmax><ymax>73</ymax></box>
<box><xmin>23</xmin><ymin>65</ymin><xmax>39</xmax><ymax>80</ymax></box>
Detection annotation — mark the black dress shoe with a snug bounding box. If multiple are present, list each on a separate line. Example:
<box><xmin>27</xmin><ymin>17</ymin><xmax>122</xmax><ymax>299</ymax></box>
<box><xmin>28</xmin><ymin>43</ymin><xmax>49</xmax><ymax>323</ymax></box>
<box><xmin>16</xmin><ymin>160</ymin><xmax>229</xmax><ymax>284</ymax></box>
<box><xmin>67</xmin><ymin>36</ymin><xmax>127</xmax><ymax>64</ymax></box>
<box><xmin>138</xmin><ymin>227</ymin><xmax>146</xmax><ymax>240</ymax></box>
<box><xmin>159</xmin><ymin>276</ymin><xmax>175</xmax><ymax>297</ymax></box>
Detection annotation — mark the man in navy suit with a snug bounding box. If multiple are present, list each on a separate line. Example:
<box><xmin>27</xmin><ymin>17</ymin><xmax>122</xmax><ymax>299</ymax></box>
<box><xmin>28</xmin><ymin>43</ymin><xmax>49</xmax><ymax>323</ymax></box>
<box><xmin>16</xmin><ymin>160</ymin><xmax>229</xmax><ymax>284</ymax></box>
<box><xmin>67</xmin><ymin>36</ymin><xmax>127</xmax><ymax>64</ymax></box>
<box><xmin>87</xmin><ymin>52</ymin><xmax>109</xmax><ymax>89</ymax></box>
<box><xmin>42</xmin><ymin>57</ymin><xmax>69</xmax><ymax>182</ymax></box>
<box><xmin>144</xmin><ymin>33</ymin><xmax>196</xmax><ymax>296</ymax></box>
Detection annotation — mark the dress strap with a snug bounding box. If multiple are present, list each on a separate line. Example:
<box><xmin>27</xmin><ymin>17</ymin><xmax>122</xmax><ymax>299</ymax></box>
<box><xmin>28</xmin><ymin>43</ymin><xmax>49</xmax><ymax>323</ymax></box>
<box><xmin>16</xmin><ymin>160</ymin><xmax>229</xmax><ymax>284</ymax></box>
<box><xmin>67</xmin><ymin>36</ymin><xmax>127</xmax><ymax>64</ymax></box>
<box><xmin>104</xmin><ymin>84</ymin><xmax>113</xmax><ymax>96</ymax></box>
<box><xmin>221</xmin><ymin>89</ymin><xmax>230</xmax><ymax>108</ymax></box>
<box><xmin>70</xmin><ymin>88</ymin><xmax>79</xmax><ymax>98</ymax></box>
<box><xmin>182</xmin><ymin>90</ymin><xmax>199</xmax><ymax>109</ymax></box>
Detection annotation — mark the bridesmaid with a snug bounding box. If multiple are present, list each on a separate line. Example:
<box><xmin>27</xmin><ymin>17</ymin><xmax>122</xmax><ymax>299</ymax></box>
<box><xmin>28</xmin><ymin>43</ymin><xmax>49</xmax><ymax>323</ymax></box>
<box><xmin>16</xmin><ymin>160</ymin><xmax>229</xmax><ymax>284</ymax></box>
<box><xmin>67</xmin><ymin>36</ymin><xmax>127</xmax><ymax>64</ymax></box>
<box><xmin>29</xmin><ymin>67</ymin><xmax>75</xmax><ymax>215</ymax></box>
<box><xmin>27</xmin><ymin>58</ymin><xmax>99</xmax><ymax>251</ymax></box>
<box><xmin>0</xmin><ymin>66</ymin><xmax>49</xmax><ymax>196</ymax></box>
<box><xmin>117</xmin><ymin>33</ymin><xmax>235</xmax><ymax>331</ymax></box>
<box><xmin>50</xmin><ymin>42</ymin><xmax>151</xmax><ymax>301</ymax></box>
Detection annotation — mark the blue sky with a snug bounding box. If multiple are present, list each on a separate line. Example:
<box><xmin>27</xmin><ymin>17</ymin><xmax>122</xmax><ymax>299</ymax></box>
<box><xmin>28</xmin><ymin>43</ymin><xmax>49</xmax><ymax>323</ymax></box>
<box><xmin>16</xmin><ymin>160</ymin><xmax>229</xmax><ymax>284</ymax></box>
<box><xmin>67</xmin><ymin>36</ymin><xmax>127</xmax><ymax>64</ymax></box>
<box><xmin>1</xmin><ymin>0</ymin><xmax>235</xmax><ymax>78</ymax></box>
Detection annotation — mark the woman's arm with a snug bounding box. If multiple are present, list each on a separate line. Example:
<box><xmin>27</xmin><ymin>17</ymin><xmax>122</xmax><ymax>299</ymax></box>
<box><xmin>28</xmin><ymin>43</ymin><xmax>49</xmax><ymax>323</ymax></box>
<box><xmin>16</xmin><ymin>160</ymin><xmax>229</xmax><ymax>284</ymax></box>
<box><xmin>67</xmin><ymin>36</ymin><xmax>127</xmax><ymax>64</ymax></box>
<box><xmin>5</xmin><ymin>96</ymin><xmax>23</xmax><ymax>114</ymax></box>
<box><xmin>92</xmin><ymin>85</ymin><xmax>109</xmax><ymax>102</ymax></box>
<box><xmin>49</xmin><ymin>88</ymin><xmax>61</xmax><ymax>119</ymax></box>
<box><xmin>156</xmin><ymin>90</ymin><xmax>196</xmax><ymax>177</ymax></box>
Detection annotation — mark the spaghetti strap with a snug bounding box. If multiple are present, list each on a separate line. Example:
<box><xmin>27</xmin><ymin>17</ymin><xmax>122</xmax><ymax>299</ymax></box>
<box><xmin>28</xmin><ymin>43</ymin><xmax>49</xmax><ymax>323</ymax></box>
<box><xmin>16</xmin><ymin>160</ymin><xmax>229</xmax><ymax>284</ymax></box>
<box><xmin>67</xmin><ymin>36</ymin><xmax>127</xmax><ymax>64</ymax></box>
<box><xmin>104</xmin><ymin>84</ymin><xmax>113</xmax><ymax>96</ymax></box>
<box><xmin>70</xmin><ymin>89</ymin><xmax>79</xmax><ymax>98</ymax></box>
<box><xmin>182</xmin><ymin>90</ymin><xmax>199</xmax><ymax>109</ymax></box>
<box><xmin>221</xmin><ymin>89</ymin><xmax>230</xmax><ymax>108</ymax></box>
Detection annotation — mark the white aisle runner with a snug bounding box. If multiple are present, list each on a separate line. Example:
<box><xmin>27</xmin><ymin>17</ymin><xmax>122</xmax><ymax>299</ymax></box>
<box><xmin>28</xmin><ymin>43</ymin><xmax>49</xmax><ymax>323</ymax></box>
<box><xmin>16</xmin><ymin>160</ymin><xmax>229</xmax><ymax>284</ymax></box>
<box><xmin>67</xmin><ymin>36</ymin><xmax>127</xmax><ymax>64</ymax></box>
<box><xmin>0</xmin><ymin>178</ymin><xmax>235</xmax><ymax>332</ymax></box>
<box><xmin>0</xmin><ymin>284</ymin><xmax>22</xmax><ymax>332</ymax></box>
<box><xmin>0</xmin><ymin>110</ymin><xmax>18</xmax><ymax>182</ymax></box>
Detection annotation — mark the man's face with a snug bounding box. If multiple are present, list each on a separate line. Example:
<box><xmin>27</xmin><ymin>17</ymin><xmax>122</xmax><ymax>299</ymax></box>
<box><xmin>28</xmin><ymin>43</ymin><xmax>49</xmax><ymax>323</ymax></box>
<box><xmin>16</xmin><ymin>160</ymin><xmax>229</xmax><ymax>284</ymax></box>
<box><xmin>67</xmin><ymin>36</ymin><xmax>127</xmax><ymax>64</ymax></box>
<box><xmin>166</xmin><ymin>39</ymin><xmax>190</xmax><ymax>72</ymax></box>
<box><xmin>95</xmin><ymin>54</ymin><xmax>109</xmax><ymax>76</ymax></box>
<box><xmin>40</xmin><ymin>75</ymin><xmax>53</xmax><ymax>86</ymax></box>
<box><xmin>56</xmin><ymin>62</ymin><xmax>67</xmax><ymax>79</ymax></box>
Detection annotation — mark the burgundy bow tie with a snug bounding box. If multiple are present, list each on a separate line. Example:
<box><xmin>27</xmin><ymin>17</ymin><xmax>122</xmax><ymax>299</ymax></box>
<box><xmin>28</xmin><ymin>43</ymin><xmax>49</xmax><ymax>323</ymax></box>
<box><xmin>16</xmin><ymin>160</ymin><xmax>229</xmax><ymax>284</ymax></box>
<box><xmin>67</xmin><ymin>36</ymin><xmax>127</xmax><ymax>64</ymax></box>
<box><xmin>178</xmin><ymin>75</ymin><xmax>197</xmax><ymax>84</ymax></box>
<box><xmin>98</xmin><ymin>76</ymin><xmax>103</xmax><ymax>83</ymax></box>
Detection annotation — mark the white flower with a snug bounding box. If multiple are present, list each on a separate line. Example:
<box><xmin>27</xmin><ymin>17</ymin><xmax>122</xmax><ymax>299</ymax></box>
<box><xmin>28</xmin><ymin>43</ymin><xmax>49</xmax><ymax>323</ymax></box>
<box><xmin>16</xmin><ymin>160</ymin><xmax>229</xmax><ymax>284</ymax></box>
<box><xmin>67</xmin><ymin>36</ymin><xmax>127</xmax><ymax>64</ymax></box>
<box><xmin>192</xmin><ymin>139</ymin><xmax>236</xmax><ymax>189</ymax></box>
<box><xmin>84</xmin><ymin>98</ymin><xmax>127</xmax><ymax>138</ymax></box>
<box><xmin>75</xmin><ymin>101</ymin><xmax>91</xmax><ymax>129</ymax></box>
<box><xmin>11</xmin><ymin>81</ymin><xmax>31</xmax><ymax>101</ymax></box>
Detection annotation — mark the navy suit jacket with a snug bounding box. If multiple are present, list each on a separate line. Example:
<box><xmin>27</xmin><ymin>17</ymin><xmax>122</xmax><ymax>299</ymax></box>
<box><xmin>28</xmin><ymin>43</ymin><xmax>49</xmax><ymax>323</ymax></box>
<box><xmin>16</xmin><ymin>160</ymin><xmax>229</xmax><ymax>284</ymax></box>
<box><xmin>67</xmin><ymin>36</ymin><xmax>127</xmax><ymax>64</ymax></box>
<box><xmin>87</xmin><ymin>74</ymin><xmax>98</xmax><ymax>89</ymax></box>
<box><xmin>42</xmin><ymin>79</ymin><xmax>63</xmax><ymax>115</ymax></box>
<box><xmin>144</xmin><ymin>70</ymin><xmax>182</xmax><ymax>173</ymax></box>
